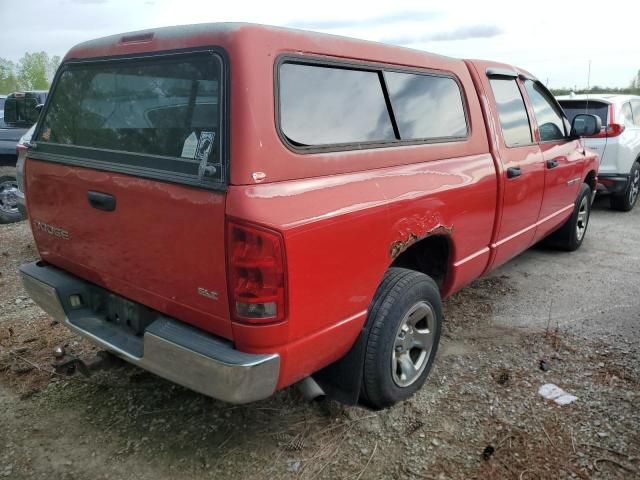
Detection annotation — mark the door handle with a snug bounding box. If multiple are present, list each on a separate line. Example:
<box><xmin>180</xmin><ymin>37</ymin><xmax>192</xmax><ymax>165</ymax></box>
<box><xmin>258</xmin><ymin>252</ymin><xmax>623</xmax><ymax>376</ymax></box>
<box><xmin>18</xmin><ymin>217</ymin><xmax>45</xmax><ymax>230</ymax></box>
<box><xmin>547</xmin><ymin>159</ymin><xmax>559</xmax><ymax>169</ymax></box>
<box><xmin>506</xmin><ymin>167</ymin><xmax>522</xmax><ymax>179</ymax></box>
<box><xmin>87</xmin><ymin>191</ymin><xmax>116</xmax><ymax>212</ymax></box>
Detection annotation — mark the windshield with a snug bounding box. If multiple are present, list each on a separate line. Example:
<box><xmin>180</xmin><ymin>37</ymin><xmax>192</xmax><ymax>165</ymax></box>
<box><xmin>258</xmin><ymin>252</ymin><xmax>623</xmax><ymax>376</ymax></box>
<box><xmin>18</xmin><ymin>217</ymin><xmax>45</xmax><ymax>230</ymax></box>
<box><xmin>37</xmin><ymin>51</ymin><xmax>225</xmax><ymax>187</ymax></box>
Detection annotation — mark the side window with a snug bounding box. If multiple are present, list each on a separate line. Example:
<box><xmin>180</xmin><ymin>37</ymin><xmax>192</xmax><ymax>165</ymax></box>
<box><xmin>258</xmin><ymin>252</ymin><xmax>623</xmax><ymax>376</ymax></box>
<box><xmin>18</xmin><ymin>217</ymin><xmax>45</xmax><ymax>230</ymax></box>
<box><xmin>489</xmin><ymin>78</ymin><xmax>533</xmax><ymax>147</ymax></box>
<box><xmin>632</xmin><ymin>100</ymin><xmax>640</xmax><ymax>127</ymax></box>
<box><xmin>523</xmin><ymin>80</ymin><xmax>567</xmax><ymax>142</ymax></box>
<box><xmin>384</xmin><ymin>72</ymin><xmax>467</xmax><ymax>140</ymax></box>
<box><xmin>621</xmin><ymin>102</ymin><xmax>635</xmax><ymax>127</ymax></box>
<box><xmin>279</xmin><ymin>63</ymin><xmax>395</xmax><ymax>146</ymax></box>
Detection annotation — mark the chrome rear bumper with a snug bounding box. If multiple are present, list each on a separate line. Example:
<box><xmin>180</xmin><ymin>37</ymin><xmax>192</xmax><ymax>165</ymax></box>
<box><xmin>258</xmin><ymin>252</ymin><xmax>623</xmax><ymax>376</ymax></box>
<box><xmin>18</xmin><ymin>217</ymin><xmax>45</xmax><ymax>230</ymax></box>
<box><xmin>20</xmin><ymin>261</ymin><xmax>280</xmax><ymax>404</ymax></box>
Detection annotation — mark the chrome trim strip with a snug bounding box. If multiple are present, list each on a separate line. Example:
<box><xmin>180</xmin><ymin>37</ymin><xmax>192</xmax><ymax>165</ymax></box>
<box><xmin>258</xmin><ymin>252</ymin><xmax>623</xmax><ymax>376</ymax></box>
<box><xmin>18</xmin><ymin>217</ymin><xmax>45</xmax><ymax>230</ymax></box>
<box><xmin>453</xmin><ymin>246</ymin><xmax>490</xmax><ymax>268</ymax></box>
<box><xmin>491</xmin><ymin>204</ymin><xmax>574</xmax><ymax>249</ymax></box>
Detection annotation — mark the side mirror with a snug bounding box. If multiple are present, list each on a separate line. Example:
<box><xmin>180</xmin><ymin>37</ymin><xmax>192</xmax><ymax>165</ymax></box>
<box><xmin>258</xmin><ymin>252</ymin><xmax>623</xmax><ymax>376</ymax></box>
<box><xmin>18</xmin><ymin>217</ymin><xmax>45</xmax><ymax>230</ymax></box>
<box><xmin>571</xmin><ymin>114</ymin><xmax>602</xmax><ymax>138</ymax></box>
<box><xmin>35</xmin><ymin>104</ymin><xmax>45</xmax><ymax>114</ymax></box>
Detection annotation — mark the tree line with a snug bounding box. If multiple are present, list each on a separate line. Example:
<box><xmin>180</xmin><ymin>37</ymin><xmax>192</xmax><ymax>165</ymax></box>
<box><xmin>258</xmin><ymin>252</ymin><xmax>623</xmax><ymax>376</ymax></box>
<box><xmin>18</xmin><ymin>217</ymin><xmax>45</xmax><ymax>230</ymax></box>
<box><xmin>2</xmin><ymin>53</ymin><xmax>639</xmax><ymax>99</ymax></box>
<box><xmin>0</xmin><ymin>52</ymin><xmax>61</xmax><ymax>95</ymax></box>
<box><xmin>550</xmin><ymin>70</ymin><xmax>640</xmax><ymax>96</ymax></box>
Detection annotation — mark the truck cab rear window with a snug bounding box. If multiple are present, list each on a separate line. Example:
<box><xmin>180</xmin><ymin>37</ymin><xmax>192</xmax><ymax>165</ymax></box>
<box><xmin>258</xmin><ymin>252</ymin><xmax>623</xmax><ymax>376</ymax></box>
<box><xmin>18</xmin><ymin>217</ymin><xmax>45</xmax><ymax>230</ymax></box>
<box><xmin>36</xmin><ymin>52</ymin><xmax>224</xmax><ymax>187</ymax></box>
<box><xmin>278</xmin><ymin>61</ymin><xmax>468</xmax><ymax>149</ymax></box>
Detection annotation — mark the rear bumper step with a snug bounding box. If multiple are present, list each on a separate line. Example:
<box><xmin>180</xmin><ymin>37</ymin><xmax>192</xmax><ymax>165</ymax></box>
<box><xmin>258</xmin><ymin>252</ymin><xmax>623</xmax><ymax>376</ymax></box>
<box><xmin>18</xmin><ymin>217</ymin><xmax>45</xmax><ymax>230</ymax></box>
<box><xmin>19</xmin><ymin>261</ymin><xmax>280</xmax><ymax>404</ymax></box>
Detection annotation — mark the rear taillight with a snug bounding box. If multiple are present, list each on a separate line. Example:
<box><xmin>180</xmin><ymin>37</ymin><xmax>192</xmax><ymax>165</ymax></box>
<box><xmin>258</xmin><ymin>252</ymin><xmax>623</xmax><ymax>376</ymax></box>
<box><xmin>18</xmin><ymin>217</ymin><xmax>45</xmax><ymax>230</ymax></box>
<box><xmin>226</xmin><ymin>220</ymin><xmax>287</xmax><ymax>324</ymax></box>
<box><xmin>16</xmin><ymin>144</ymin><xmax>27</xmax><ymax>192</ymax></box>
<box><xmin>592</xmin><ymin>104</ymin><xmax>625</xmax><ymax>138</ymax></box>
<box><xmin>604</xmin><ymin>123</ymin><xmax>625</xmax><ymax>137</ymax></box>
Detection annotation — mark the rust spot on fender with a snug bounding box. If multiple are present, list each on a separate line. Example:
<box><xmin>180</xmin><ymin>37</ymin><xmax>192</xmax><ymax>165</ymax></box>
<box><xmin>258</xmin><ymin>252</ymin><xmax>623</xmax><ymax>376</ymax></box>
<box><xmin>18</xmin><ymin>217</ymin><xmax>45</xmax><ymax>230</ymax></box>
<box><xmin>389</xmin><ymin>224</ymin><xmax>453</xmax><ymax>260</ymax></box>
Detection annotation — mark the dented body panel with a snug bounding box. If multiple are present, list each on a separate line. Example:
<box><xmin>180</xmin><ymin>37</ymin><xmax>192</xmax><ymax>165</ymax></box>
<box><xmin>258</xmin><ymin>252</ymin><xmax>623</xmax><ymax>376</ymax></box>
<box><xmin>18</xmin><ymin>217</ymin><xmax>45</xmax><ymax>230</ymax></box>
<box><xmin>226</xmin><ymin>153</ymin><xmax>497</xmax><ymax>387</ymax></box>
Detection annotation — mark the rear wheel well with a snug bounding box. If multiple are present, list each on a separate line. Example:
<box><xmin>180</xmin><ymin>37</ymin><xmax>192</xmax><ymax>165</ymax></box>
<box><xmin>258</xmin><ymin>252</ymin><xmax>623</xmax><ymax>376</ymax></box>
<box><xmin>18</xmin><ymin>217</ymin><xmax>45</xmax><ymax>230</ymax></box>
<box><xmin>312</xmin><ymin>234</ymin><xmax>451</xmax><ymax>406</ymax></box>
<box><xmin>390</xmin><ymin>235</ymin><xmax>450</xmax><ymax>289</ymax></box>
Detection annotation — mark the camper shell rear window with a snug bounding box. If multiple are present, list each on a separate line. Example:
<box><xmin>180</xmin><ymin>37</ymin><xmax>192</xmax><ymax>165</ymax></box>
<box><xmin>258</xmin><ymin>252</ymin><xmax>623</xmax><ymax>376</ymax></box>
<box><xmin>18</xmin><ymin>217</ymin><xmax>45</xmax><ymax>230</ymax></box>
<box><xmin>33</xmin><ymin>50</ymin><xmax>226</xmax><ymax>189</ymax></box>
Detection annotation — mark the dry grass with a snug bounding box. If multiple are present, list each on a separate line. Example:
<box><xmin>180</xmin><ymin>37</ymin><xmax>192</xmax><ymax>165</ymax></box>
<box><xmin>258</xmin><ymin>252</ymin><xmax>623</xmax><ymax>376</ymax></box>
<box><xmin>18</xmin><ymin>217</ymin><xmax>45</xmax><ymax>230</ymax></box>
<box><xmin>0</xmin><ymin>312</ymin><xmax>96</xmax><ymax>396</ymax></box>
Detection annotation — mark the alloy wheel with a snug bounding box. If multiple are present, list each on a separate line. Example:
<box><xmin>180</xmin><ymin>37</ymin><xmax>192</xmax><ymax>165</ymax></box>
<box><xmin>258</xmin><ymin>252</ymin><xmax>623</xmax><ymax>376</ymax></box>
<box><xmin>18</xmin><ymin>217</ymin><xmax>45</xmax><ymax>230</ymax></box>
<box><xmin>391</xmin><ymin>301</ymin><xmax>436</xmax><ymax>387</ymax></box>
<box><xmin>576</xmin><ymin>195</ymin><xmax>589</xmax><ymax>241</ymax></box>
<box><xmin>0</xmin><ymin>179</ymin><xmax>19</xmax><ymax>215</ymax></box>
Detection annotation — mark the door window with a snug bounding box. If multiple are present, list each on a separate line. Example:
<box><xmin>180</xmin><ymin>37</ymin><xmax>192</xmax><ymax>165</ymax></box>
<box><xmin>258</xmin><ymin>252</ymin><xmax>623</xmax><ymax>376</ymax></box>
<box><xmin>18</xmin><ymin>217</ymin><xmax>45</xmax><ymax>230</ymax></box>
<box><xmin>524</xmin><ymin>80</ymin><xmax>567</xmax><ymax>142</ymax></box>
<box><xmin>489</xmin><ymin>78</ymin><xmax>533</xmax><ymax>147</ymax></box>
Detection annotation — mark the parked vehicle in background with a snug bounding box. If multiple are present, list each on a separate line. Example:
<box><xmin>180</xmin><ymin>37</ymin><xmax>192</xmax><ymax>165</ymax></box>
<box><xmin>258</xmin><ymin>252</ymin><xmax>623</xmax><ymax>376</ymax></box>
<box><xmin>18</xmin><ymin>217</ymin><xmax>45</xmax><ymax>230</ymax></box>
<box><xmin>19</xmin><ymin>23</ymin><xmax>600</xmax><ymax>409</ymax></box>
<box><xmin>0</xmin><ymin>92</ymin><xmax>46</xmax><ymax>223</ymax></box>
<box><xmin>0</xmin><ymin>124</ymin><xmax>36</xmax><ymax>223</ymax></box>
<box><xmin>0</xmin><ymin>121</ymin><xmax>29</xmax><ymax>157</ymax></box>
<box><xmin>557</xmin><ymin>94</ymin><xmax>640</xmax><ymax>211</ymax></box>
<box><xmin>14</xmin><ymin>124</ymin><xmax>36</xmax><ymax>220</ymax></box>
<box><xmin>0</xmin><ymin>91</ymin><xmax>48</xmax><ymax>156</ymax></box>
<box><xmin>0</xmin><ymin>94</ymin><xmax>6</xmax><ymax>119</ymax></box>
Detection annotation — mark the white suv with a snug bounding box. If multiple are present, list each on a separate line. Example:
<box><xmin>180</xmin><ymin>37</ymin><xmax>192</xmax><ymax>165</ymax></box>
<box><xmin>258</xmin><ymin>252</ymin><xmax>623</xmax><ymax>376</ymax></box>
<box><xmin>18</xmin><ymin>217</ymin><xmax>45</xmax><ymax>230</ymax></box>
<box><xmin>557</xmin><ymin>94</ymin><xmax>640</xmax><ymax>211</ymax></box>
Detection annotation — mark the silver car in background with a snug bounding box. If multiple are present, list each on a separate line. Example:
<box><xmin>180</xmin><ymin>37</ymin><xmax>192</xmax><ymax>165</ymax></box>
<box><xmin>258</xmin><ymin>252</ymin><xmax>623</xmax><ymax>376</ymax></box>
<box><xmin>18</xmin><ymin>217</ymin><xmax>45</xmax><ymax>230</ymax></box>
<box><xmin>14</xmin><ymin>124</ymin><xmax>36</xmax><ymax>220</ymax></box>
<box><xmin>557</xmin><ymin>94</ymin><xmax>640</xmax><ymax>211</ymax></box>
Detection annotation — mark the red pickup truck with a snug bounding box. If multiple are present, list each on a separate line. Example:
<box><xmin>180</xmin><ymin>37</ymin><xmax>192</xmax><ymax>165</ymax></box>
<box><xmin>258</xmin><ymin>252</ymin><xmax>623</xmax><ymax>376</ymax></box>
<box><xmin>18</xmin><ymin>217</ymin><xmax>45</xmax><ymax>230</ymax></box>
<box><xmin>19</xmin><ymin>23</ymin><xmax>600</xmax><ymax>409</ymax></box>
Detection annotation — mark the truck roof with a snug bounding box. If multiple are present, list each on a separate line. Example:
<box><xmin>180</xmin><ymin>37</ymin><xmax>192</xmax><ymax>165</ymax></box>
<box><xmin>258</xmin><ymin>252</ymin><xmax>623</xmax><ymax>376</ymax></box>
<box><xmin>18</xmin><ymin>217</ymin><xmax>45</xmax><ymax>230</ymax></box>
<box><xmin>64</xmin><ymin>22</ymin><xmax>535</xmax><ymax>81</ymax></box>
<box><xmin>66</xmin><ymin>22</ymin><xmax>454</xmax><ymax>62</ymax></box>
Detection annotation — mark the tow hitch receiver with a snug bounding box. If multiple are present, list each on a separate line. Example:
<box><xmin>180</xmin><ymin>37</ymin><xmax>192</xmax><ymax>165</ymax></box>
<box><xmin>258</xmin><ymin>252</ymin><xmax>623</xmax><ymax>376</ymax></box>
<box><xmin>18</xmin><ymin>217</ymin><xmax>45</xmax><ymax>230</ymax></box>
<box><xmin>52</xmin><ymin>347</ymin><xmax>121</xmax><ymax>376</ymax></box>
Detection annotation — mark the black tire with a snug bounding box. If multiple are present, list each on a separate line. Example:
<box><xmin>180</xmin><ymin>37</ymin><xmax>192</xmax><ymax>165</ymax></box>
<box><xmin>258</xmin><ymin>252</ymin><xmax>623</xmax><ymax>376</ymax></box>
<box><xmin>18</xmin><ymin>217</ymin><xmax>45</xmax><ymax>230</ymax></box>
<box><xmin>361</xmin><ymin>268</ymin><xmax>442</xmax><ymax>409</ymax></box>
<box><xmin>610</xmin><ymin>162</ymin><xmax>640</xmax><ymax>212</ymax></box>
<box><xmin>544</xmin><ymin>183</ymin><xmax>592</xmax><ymax>251</ymax></box>
<box><xmin>0</xmin><ymin>175</ymin><xmax>23</xmax><ymax>224</ymax></box>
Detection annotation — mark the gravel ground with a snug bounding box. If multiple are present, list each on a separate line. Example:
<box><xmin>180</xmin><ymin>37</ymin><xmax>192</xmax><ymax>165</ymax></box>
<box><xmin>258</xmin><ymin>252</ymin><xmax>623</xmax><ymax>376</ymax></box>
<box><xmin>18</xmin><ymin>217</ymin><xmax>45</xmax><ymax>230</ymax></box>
<box><xmin>1</xmin><ymin>195</ymin><xmax>639</xmax><ymax>479</ymax></box>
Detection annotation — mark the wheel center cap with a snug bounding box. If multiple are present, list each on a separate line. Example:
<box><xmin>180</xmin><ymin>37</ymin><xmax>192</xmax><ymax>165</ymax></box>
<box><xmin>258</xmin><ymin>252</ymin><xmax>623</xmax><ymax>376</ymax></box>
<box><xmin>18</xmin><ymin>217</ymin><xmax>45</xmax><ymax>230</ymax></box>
<box><xmin>398</xmin><ymin>329</ymin><xmax>413</xmax><ymax>351</ymax></box>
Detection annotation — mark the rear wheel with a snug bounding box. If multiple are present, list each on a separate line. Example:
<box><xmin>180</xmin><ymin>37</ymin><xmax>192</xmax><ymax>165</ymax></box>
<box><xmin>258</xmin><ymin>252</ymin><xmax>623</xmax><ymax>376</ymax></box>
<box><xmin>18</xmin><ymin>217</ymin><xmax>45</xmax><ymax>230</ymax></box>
<box><xmin>0</xmin><ymin>175</ymin><xmax>23</xmax><ymax>224</ymax></box>
<box><xmin>544</xmin><ymin>183</ymin><xmax>592</xmax><ymax>251</ymax></box>
<box><xmin>610</xmin><ymin>162</ymin><xmax>639</xmax><ymax>212</ymax></box>
<box><xmin>361</xmin><ymin>268</ymin><xmax>442</xmax><ymax>409</ymax></box>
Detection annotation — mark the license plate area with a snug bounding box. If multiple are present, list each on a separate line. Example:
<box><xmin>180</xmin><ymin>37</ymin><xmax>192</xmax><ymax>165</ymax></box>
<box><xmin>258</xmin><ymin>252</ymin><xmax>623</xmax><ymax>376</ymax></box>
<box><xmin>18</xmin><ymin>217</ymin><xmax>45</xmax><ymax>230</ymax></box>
<box><xmin>86</xmin><ymin>287</ymin><xmax>158</xmax><ymax>336</ymax></box>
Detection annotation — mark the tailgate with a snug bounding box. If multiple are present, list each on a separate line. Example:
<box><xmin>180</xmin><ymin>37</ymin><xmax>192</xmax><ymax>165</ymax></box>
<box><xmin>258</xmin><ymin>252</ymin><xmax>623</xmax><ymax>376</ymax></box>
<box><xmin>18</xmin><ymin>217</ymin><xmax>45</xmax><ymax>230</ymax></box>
<box><xmin>25</xmin><ymin>160</ymin><xmax>231</xmax><ymax>338</ymax></box>
<box><xmin>24</xmin><ymin>49</ymin><xmax>231</xmax><ymax>338</ymax></box>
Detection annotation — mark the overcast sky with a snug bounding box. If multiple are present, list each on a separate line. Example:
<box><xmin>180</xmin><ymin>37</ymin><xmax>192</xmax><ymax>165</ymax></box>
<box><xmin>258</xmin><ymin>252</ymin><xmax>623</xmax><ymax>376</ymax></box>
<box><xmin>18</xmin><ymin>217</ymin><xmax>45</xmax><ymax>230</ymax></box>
<box><xmin>1</xmin><ymin>0</ymin><xmax>638</xmax><ymax>89</ymax></box>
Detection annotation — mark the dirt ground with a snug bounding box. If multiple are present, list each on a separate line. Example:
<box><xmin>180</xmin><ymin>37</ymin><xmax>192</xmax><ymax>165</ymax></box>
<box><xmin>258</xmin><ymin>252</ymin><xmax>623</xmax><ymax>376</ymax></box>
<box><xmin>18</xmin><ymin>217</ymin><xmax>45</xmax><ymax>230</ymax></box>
<box><xmin>1</xmin><ymin>194</ymin><xmax>639</xmax><ymax>480</ymax></box>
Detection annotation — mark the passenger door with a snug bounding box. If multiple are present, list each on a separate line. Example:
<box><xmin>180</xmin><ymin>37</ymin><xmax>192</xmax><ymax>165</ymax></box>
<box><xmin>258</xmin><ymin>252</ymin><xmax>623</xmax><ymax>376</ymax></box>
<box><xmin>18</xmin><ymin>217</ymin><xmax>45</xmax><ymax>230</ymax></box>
<box><xmin>486</xmin><ymin>75</ymin><xmax>545</xmax><ymax>268</ymax></box>
<box><xmin>522</xmin><ymin>80</ymin><xmax>585</xmax><ymax>240</ymax></box>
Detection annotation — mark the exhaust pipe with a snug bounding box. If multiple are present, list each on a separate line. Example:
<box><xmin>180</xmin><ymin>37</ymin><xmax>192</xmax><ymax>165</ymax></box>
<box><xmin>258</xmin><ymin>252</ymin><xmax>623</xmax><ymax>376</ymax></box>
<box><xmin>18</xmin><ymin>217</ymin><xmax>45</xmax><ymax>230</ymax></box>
<box><xmin>297</xmin><ymin>376</ymin><xmax>325</xmax><ymax>401</ymax></box>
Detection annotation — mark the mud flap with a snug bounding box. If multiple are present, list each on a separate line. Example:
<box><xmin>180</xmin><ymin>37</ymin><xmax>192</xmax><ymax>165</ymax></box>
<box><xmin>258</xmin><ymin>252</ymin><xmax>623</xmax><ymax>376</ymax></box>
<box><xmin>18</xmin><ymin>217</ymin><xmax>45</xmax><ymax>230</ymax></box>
<box><xmin>312</xmin><ymin>325</ymin><xmax>370</xmax><ymax>406</ymax></box>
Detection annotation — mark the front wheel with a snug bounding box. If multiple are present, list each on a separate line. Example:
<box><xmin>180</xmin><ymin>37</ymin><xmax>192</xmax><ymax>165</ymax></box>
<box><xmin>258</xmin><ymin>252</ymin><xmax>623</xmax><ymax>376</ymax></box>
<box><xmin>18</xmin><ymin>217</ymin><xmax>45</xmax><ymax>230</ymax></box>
<box><xmin>361</xmin><ymin>268</ymin><xmax>442</xmax><ymax>409</ymax></box>
<box><xmin>0</xmin><ymin>175</ymin><xmax>23</xmax><ymax>224</ymax></box>
<box><xmin>544</xmin><ymin>183</ymin><xmax>592</xmax><ymax>251</ymax></box>
<box><xmin>610</xmin><ymin>162</ymin><xmax>639</xmax><ymax>212</ymax></box>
